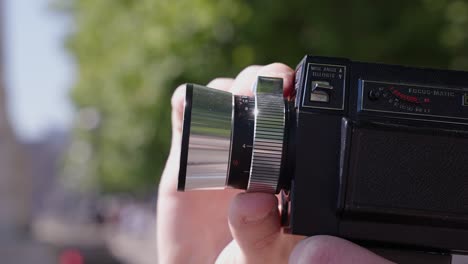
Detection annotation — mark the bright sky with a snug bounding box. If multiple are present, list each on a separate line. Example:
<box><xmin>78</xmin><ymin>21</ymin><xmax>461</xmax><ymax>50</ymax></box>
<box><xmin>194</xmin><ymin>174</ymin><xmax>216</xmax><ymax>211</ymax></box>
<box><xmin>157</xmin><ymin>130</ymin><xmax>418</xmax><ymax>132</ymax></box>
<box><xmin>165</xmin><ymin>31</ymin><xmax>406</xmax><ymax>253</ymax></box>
<box><xmin>4</xmin><ymin>0</ymin><xmax>74</xmax><ymax>141</ymax></box>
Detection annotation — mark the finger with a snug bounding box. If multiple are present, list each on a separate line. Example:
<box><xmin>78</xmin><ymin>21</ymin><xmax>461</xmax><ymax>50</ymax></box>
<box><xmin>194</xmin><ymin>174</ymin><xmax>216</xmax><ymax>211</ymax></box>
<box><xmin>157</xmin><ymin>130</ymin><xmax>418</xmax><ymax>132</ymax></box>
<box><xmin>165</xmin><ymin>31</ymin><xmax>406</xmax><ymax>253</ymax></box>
<box><xmin>228</xmin><ymin>193</ymin><xmax>286</xmax><ymax>263</ymax></box>
<box><xmin>256</xmin><ymin>62</ymin><xmax>295</xmax><ymax>98</ymax></box>
<box><xmin>289</xmin><ymin>236</ymin><xmax>395</xmax><ymax>264</ymax></box>
<box><xmin>207</xmin><ymin>77</ymin><xmax>235</xmax><ymax>91</ymax></box>
<box><xmin>160</xmin><ymin>85</ymin><xmax>185</xmax><ymax>193</ymax></box>
<box><xmin>231</xmin><ymin>63</ymin><xmax>295</xmax><ymax>98</ymax></box>
<box><xmin>170</xmin><ymin>84</ymin><xmax>186</xmax><ymax>135</ymax></box>
<box><xmin>231</xmin><ymin>65</ymin><xmax>262</xmax><ymax>96</ymax></box>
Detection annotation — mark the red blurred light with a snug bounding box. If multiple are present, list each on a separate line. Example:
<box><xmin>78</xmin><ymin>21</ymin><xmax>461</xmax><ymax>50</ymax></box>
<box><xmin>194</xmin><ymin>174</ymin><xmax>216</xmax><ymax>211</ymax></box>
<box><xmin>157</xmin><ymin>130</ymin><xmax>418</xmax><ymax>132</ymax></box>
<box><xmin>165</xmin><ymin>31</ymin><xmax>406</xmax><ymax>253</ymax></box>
<box><xmin>59</xmin><ymin>249</ymin><xmax>84</xmax><ymax>264</ymax></box>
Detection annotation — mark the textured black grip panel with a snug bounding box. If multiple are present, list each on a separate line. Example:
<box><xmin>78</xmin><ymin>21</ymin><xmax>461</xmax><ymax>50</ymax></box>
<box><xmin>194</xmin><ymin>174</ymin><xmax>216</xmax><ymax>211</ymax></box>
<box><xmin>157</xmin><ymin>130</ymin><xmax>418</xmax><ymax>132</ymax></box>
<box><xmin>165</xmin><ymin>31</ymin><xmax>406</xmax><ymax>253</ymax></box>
<box><xmin>346</xmin><ymin>126</ymin><xmax>468</xmax><ymax>224</ymax></box>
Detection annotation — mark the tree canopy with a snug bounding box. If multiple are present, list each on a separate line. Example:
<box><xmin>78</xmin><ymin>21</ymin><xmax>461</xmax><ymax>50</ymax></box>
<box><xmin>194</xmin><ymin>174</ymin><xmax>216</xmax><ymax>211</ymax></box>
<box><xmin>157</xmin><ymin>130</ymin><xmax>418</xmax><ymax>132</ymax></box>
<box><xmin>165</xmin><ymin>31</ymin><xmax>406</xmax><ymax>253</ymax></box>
<box><xmin>61</xmin><ymin>0</ymin><xmax>468</xmax><ymax>193</ymax></box>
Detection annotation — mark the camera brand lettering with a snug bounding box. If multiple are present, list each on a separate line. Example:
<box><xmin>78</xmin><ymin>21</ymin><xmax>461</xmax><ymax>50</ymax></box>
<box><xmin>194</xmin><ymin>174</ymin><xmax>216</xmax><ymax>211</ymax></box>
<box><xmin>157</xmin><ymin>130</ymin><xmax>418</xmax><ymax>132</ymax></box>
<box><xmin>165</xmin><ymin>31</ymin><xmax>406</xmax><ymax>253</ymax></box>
<box><xmin>312</xmin><ymin>71</ymin><xmax>336</xmax><ymax>78</ymax></box>
<box><xmin>310</xmin><ymin>66</ymin><xmax>340</xmax><ymax>72</ymax></box>
<box><xmin>310</xmin><ymin>65</ymin><xmax>344</xmax><ymax>79</ymax></box>
<box><xmin>408</xmin><ymin>88</ymin><xmax>455</xmax><ymax>97</ymax></box>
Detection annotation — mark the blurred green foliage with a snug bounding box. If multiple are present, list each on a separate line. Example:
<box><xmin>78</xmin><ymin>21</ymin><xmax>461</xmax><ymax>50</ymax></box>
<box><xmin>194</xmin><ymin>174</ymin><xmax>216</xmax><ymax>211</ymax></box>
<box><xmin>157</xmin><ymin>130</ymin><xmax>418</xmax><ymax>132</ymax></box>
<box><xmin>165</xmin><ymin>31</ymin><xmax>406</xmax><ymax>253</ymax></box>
<box><xmin>61</xmin><ymin>0</ymin><xmax>468</xmax><ymax>193</ymax></box>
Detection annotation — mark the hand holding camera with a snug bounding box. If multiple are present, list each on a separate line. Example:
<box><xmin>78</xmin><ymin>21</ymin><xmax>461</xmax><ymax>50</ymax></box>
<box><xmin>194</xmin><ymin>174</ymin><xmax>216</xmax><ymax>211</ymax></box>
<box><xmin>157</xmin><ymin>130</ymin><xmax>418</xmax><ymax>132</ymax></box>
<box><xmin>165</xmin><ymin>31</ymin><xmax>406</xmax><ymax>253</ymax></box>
<box><xmin>157</xmin><ymin>63</ymin><xmax>392</xmax><ymax>263</ymax></box>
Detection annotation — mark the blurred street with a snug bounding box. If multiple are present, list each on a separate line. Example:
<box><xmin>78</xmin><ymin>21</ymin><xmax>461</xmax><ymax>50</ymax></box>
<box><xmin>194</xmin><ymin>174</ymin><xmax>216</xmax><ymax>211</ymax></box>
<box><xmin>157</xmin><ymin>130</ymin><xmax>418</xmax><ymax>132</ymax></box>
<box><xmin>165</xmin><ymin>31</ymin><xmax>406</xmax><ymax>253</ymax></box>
<box><xmin>1</xmin><ymin>0</ymin><xmax>161</xmax><ymax>262</ymax></box>
<box><xmin>33</xmin><ymin>197</ymin><xmax>157</xmax><ymax>264</ymax></box>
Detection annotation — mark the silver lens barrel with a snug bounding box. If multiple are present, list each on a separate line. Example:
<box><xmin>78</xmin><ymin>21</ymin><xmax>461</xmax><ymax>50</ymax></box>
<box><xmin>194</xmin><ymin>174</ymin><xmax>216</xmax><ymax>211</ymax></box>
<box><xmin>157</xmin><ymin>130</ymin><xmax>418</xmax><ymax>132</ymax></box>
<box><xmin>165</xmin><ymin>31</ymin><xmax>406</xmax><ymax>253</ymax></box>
<box><xmin>178</xmin><ymin>84</ymin><xmax>233</xmax><ymax>191</ymax></box>
<box><xmin>178</xmin><ymin>78</ymin><xmax>286</xmax><ymax>194</ymax></box>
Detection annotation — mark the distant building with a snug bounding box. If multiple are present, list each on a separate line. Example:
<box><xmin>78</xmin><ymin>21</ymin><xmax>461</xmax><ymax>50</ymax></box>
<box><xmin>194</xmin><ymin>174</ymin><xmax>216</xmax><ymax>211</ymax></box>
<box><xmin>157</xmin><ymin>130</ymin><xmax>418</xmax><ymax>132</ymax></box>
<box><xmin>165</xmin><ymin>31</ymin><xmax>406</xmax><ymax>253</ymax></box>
<box><xmin>25</xmin><ymin>129</ymin><xmax>69</xmax><ymax>215</ymax></box>
<box><xmin>0</xmin><ymin>0</ymin><xmax>31</xmax><ymax>236</ymax></box>
<box><xmin>0</xmin><ymin>2</ymin><xmax>55</xmax><ymax>263</ymax></box>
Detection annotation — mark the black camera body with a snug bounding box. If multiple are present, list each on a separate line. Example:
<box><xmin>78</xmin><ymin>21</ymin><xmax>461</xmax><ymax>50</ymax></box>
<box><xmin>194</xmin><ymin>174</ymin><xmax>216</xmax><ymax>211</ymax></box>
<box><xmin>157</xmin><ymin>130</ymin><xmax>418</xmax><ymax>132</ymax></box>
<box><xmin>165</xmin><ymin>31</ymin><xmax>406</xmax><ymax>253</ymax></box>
<box><xmin>177</xmin><ymin>55</ymin><xmax>468</xmax><ymax>260</ymax></box>
<box><xmin>288</xmin><ymin>55</ymin><xmax>468</xmax><ymax>254</ymax></box>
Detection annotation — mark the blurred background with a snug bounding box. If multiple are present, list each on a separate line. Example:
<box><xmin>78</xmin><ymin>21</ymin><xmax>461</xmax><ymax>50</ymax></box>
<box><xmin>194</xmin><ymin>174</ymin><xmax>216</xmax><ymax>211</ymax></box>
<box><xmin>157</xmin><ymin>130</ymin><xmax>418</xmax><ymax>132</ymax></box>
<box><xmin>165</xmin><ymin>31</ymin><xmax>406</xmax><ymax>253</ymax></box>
<box><xmin>1</xmin><ymin>0</ymin><xmax>468</xmax><ymax>263</ymax></box>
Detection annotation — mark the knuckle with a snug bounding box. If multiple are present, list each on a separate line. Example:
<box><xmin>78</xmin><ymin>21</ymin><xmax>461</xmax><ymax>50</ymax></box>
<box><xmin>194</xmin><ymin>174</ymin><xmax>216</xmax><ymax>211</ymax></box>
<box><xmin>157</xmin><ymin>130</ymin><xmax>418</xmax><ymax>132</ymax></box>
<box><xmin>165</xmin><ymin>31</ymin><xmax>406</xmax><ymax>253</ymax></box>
<box><xmin>260</xmin><ymin>62</ymin><xmax>294</xmax><ymax>74</ymax></box>
<box><xmin>267</xmin><ymin>62</ymin><xmax>290</xmax><ymax>69</ymax></box>
<box><xmin>206</xmin><ymin>77</ymin><xmax>224</xmax><ymax>86</ymax></box>
<box><xmin>238</xmin><ymin>65</ymin><xmax>262</xmax><ymax>76</ymax></box>
<box><xmin>206</xmin><ymin>78</ymin><xmax>234</xmax><ymax>90</ymax></box>
<box><xmin>293</xmin><ymin>236</ymin><xmax>336</xmax><ymax>264</ymax></box>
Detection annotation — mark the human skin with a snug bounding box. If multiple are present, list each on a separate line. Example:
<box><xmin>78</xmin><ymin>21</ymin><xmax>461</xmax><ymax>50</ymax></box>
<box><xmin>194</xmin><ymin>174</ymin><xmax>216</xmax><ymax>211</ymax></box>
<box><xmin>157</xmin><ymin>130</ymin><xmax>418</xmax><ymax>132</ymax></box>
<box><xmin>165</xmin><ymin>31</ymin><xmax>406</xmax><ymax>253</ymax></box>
<box><xmin>157</xmin><ymin>63</ymin><xmax>394</xmax><ymax>264</ymax></box>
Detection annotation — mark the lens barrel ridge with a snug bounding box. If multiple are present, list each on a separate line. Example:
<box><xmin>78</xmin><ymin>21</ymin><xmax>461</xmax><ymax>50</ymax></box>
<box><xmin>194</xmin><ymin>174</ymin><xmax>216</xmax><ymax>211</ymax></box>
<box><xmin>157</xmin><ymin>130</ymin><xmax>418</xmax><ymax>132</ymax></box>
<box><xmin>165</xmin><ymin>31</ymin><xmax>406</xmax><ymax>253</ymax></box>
<box><xmin>247</xmin><ymin>77</ymin><xmax>286</xmax><ymax>193</ymax></box>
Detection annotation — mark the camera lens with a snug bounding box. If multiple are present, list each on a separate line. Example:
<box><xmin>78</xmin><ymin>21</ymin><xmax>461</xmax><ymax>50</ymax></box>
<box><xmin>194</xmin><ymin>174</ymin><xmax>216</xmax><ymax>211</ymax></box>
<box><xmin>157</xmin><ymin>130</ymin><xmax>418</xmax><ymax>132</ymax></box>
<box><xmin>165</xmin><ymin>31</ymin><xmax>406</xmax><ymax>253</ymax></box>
<box><xmin>177</xmin><ymin>84</ymin><xmax>233</xmax><ymax>191</ymax></box>
<box><xmin>178</xmin><ymin>77</ymin><xmax>288</xmax><ymax>194</ymax></box>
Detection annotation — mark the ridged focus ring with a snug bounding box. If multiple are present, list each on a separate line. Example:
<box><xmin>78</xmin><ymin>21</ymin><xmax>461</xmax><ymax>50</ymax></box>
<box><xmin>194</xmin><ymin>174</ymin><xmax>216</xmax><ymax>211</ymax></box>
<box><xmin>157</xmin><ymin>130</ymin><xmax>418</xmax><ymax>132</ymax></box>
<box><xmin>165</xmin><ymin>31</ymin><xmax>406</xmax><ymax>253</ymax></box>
<box><xmin>247</xmin><ymin>79</ymin><xmax>286</xmax><ymax>193</ymax></box>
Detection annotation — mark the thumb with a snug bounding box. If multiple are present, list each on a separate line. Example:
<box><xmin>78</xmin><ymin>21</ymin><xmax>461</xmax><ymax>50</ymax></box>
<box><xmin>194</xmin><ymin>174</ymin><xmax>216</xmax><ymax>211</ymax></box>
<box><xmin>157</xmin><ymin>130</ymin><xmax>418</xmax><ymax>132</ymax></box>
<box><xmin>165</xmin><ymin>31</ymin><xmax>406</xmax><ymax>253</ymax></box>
<box><xmin>289</xmin><ymin>236</ymin><xmax>395</xmax><ymax>264</ymax></box>
<box><xmin>227</xmin><ymin>193</ymin><xmax>284</xmax><ymax>263</ymax></box>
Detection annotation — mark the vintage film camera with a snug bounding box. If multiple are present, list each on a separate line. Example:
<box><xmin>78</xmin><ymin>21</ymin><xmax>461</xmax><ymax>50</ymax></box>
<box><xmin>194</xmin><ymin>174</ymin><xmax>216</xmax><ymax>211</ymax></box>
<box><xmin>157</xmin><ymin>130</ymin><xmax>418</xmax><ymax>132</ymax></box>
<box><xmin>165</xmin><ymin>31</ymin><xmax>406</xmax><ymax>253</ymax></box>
<box><xmin>177</xmin><ymin>55</ymin><xmax>468</xmax><ymax>263</ymax></box>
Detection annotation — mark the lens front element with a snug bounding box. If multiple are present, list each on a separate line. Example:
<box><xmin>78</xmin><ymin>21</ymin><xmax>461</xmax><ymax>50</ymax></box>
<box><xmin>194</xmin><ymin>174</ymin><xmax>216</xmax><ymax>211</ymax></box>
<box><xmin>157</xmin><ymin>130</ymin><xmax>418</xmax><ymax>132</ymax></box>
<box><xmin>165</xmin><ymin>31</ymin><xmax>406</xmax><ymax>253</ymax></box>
<box><xmin>178</xmin><ymin>84</ymin><xmax>233</xmax><ymax>191</ymax></box>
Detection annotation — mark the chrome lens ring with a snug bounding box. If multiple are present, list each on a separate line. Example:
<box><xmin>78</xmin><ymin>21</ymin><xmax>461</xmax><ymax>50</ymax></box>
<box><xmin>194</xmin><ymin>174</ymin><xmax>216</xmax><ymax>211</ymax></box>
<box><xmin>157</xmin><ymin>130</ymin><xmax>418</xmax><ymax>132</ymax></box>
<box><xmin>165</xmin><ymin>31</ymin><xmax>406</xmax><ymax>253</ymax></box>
<box><xmin>247</xmin><ymin>77</ymin><xmax>286</xmax><ymax>193</ymax></box>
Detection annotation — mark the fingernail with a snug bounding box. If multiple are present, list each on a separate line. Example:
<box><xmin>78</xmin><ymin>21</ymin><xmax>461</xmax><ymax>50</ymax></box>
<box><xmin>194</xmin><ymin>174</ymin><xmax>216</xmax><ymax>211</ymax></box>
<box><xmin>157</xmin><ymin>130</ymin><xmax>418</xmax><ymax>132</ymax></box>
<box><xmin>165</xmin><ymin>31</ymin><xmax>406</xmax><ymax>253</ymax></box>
<box><xmin>244</xmin><ymin>207</ymin><xmax>277</xmax><ymax>223</ymax></box>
